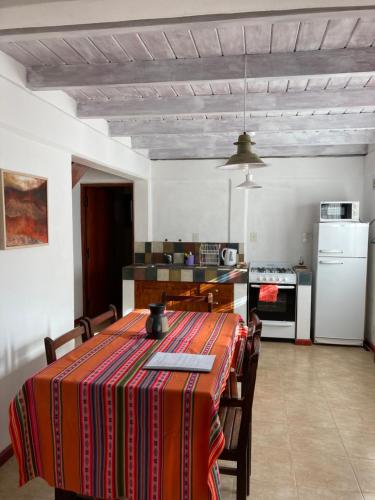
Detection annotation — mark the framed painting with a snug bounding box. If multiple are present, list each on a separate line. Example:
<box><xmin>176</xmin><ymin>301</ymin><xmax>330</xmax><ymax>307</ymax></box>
<box><xmin>0</xmin><ymin>170</ymin><xmax>48</xmax><ymax>249</ymax></box>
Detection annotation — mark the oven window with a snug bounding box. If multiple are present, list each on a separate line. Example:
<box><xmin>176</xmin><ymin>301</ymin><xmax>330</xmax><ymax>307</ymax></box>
<box><xmin>249</xmin><ymin>285</ymin><xmax>296</xmax><ymax>322</ymax></box>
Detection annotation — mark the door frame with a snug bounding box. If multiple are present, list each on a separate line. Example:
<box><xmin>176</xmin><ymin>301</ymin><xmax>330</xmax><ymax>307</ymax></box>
<box><xmin>80</xmin><ymin>183</ymin><xmax>134</xmax><ymax>317</ymax></box>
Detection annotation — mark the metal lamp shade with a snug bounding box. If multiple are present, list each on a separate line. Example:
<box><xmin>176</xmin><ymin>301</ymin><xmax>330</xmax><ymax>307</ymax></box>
<box><xmin>236</xmin><ymin>171</ymin><xmax>262</xmax><ymax>189</ymax></box>
<box><xmin>218</xmin><ymin>132</ymin><xmax>267</xmax><ymax>170</ymax></box>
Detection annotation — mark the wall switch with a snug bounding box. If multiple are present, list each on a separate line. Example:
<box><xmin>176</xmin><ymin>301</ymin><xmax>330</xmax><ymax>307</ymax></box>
<box><xmin>192</xmin><ymin>233</ymin><xmax>199</xmax><ymax>242</ymax></box>
<box><xmin>250</xmin><ymin>232</ymin><xmax>257</xmax><ymax>242</ymax></box>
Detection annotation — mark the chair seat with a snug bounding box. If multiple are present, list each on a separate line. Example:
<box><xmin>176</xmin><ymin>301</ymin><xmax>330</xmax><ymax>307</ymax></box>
<box><xmin>219</xmin><ymin>405</ymin><xmax>242</xmax><ymax>452</ymax></box>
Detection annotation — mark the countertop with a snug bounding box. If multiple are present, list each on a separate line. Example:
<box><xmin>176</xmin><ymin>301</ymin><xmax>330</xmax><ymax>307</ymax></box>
<box><xmin>123</xmin><ymin>263</ymin><xmax>249</xmax><ymax>284</ymax></box>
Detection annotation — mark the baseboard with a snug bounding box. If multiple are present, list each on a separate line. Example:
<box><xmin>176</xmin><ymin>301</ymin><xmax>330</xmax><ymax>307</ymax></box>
<box><xmin>295</xmin><ymin>339</ymin><xmax>312</xmax><ymax>346</ymax></box>
<box><xmin>0</xmin><ymin>444</ymin><xmax>13</xmax><ymax>467</ymax></box>
<box><xmin>364</xmin><ymin>338</ymin><xmax>375</xmax><ymax>353</ymax></box>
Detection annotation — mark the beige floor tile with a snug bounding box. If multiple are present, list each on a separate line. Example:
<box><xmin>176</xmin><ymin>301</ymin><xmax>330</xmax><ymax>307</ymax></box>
<box><xmin>286</xmin><ymin>402</ymin><xmax>336</xmax><ymax>430</ymax></box>
<box><xmin>331</xmin><ymin>406</ymin><xmax>375</xmax><ymax>432</ymax></box>
<box><xmin>340</xmin><ymin>430</ymin><xmax>375</xmax><ymax>460</ymax></box>
<box><xmin>252</xmin><ymin>419</ymin><xmax>290</xmax><ymax>450</ymax></box>
<box><xmin>220</xmin><ymin>474</ymin><xmax>236</xmax><ymax>500</ymax></box>
<box><xmin>298</xmin><ymin>486</ymin><xmax>364</xmax><ymax>499</ymax></box>
<box><xmin>251</xmin><ymin>445</ymin><xmax>295</xmax><ymax>488</ymax></box>
<box><xmin>292</xmin><ymin>451</ymin><xmax>361</xmax><ymax>493</ymax></box>
<box><xmin>363</xmin><ymin>495</ymin><xmax>375</xmax><ymax>500</ymax></box>
<box><xmin>351</xmin><ymin>458</ymin><xmax>375</xmax><ymax>493</ymax></box>
<box><xmin>249</xmin><ymin>479</ymin><xmax>298</xmax><ymax>499</ymax></box>
<box><xmin>288</xmin><ymin>425</ymin><xmax>347</xmax><ymax>458</ymax></box>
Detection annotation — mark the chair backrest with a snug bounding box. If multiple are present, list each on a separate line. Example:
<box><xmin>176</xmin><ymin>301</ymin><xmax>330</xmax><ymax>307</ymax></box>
<box><xmin>44</xmin><ymin>323</ymin><xmax>90</xmax><ymax>365</ymax></box>
<box><xmin>161</xmin><ymin>292</ymin><xmax>214</xmax><ymax>312</ymax></box>
<box><xmin>84</xmin><ymin>304</ymin><xmax>118</xmax><ymax>337</ymax></box>
<box><xmin>249</xmin><ymin>308</ymin><xmax>262</xmax><ymax>335</ymax></box>
<box><xmin>238</xmin><ymin>335</ymin><xmax>260</xmax><ymax>446</ymax></box>
<box><xmin>249</xmin><ymin>309</ymin><xmax>262</xmax><ymax>353</ymax></box>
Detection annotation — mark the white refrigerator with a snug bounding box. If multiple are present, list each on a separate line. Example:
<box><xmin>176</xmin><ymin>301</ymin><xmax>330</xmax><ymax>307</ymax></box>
<box><xmin>312</xmin><ymin>222</ymin><xmax>369</xmax><ymax>345</ymax></box>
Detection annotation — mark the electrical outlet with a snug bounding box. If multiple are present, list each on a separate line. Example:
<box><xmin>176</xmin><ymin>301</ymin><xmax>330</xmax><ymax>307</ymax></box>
<box><xmin>250</xmin><ymin>232</ymin><xmax>257</xmax><ymax>242</ymax></box>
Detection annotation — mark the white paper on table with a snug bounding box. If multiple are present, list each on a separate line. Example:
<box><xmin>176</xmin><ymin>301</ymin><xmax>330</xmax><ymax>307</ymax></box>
<box><xmin>143</xmin><ymin>352</ymin><xmax>216</xmax><ymax>373</ymax></box>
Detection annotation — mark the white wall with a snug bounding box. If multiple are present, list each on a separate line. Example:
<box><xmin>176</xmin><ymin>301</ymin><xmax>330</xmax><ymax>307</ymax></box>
<box><xmin>0</xmin><ymin>51</ymin><xmax>151</xmax><ymax>451</ymax></box>
<box><xmin>364</xmin><ymin>148</ymin><xmax>375</xmax><ymax>345</ymax></box>
<box><xmin>0</xmin><ymin>130</ymin><xmax>74</xmax><ymax>451</ymax></box>
<box><xmin>151</xmin><ymin>157</ymin><xmax>365</xmax><ymax>266</ymax></box>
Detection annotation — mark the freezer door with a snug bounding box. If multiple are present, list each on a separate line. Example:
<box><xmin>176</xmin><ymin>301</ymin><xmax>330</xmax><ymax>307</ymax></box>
<box><xmin>317</xmin><ymin>223</ymin><xmax>369</xmax><ymax>258</ymax></box>
<box><xmin>314</xmin><ymin>257</ymin><xmax>367</xmax><ymax>344</ymax></box>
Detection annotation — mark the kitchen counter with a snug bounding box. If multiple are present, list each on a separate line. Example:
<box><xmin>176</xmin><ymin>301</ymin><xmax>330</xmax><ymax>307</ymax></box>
<box><xmin>123</xmin><ymin>263</ymin><xmax>249</xmax><ymax>284</ymax></box>
<box><xmin>122</xmin><ymin>263</ymin><xmax>249</xmax><ymax>320</ymax></box>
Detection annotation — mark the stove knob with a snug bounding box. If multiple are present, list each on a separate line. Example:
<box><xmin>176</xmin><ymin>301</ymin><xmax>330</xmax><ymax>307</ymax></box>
<box><xmin>258</xmin><ymin>276</ymin><xmax>263</xmax><ymax>281</ymax></box>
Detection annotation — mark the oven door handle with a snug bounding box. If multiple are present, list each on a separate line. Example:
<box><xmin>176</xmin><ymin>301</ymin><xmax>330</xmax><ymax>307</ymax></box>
<box><xmin>250</xmin><ymin>284</ymin><xmax>295</xmax><ymax>289</ymax></box>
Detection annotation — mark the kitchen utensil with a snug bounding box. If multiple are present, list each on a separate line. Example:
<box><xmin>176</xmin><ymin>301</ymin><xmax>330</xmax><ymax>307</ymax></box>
<box><xmin>163</xmin><ymin>253</ymin><xmax>173</xmax><ymax>264</ymax></box>
<box><xmin>221</xmin><ymin>248</ymin><xmax>237</xmax><ymax>266</ymax></box>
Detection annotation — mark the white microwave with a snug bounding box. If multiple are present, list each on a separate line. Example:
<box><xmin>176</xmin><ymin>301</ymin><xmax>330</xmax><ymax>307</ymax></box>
<box><xmin>320</xmin><ymin>201</ymin><xmax>360</xmax><ymax>222</ymax></box>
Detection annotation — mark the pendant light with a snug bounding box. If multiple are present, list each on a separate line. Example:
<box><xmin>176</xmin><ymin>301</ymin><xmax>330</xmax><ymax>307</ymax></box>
<box><xmin>217</xmin><ymin>55</ymin><xmax>267</xmax><ymax>171</ymax></box>
<box><xmin>236</xmin><ymin>167</ymin><xmax>262</xmax><ymax>189</ymax></box>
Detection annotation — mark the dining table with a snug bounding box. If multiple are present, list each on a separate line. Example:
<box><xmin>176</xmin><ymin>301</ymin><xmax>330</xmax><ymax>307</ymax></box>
<box><xmin>9</xmin><ymin>309</ymin><xmax>243</xmax><ymax>500</ymax></box>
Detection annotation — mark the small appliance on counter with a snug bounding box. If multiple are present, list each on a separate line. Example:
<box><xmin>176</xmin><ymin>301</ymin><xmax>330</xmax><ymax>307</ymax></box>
<box><xmin>320</xmin><ymin>201</ymin><xmax>360</xmax><ymax>222</ymax></box>
<box><xmin>248</xmin><ymin>262</ymin><xmax>296</xmax><ymax>340</ymax></box>
<box><xmin>221</xmin><ymin>247</ymin><xmax>237</xmax><ymax>266</ymax></box>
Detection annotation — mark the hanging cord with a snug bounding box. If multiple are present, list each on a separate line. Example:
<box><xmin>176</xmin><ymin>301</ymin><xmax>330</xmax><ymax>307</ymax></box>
<box><xmin>243</xmin><ymin>54</ymin><xmax>247</xmax><ymax>133</ymax></box>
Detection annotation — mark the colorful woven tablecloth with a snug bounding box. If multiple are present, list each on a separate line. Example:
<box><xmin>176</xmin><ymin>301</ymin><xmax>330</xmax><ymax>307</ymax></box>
<box><xmin>9</xmin><ymin>310</ymin><xmax>241</xmax><ymax>500</ymax></box>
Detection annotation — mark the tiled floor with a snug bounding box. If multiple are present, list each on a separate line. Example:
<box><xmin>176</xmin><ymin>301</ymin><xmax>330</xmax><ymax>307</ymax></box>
<box><xmin>1</xmin><ymin>342</ymin><xmax>375</xmax><ymax>500</ymax></box>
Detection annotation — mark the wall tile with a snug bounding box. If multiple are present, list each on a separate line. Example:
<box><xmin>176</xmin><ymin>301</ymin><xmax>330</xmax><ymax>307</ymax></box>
<box><xmin>134</xmin><ymin>253</ymin><xmax>145</xmax><ymax>264</ymax></box>
<box><xmin>152</xmin><ymin>241</ymin><xmax>163</xmax><ymax>253</ymax></box>
<box><xmin>181</xmin><ymin>269</ymin><xmax>193</xmax><ymax>282</ymax></box>
<box><xmin>173</xmin><ymin>253</ymin><xmax>184</xmax><ymax>264</ymax></box>
<box><xmin>157</xmin><ymin>268</ymin><xmax>169</xmax><ymax>281</ymax></box>
<box><xmin>134</xmin><ymin>241</ymin><xmax>145</xmax><ymax>253</ymax></box>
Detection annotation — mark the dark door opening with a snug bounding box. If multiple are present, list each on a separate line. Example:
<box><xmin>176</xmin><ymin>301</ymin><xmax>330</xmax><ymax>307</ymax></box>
<box><xmin>81</xmin><ymin>184</ymin><xmax>133</xmax><ymax>317</ymax></box>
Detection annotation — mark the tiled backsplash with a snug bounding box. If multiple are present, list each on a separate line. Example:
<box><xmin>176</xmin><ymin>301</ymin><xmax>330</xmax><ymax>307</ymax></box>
<box><xmin>134</xmin><ymin>241</ymin><xmax>245</xmax><ymax>265</ymax></box>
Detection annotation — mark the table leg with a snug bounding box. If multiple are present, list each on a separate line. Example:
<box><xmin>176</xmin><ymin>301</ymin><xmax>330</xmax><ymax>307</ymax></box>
<box><xmin>55</xmin><ymin>488</ymin><xmax>77</xmax><ymax>500</ymax></box>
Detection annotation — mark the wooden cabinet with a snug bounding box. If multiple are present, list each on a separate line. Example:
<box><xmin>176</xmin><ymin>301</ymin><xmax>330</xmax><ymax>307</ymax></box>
<box><xmin>134</xmin><ymin>281</ymin><xmax>234</xmax><ymax>313</ymax></box>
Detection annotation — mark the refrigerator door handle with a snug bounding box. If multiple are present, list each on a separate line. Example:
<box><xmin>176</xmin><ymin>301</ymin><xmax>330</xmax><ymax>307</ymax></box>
<box><xmin>319</xmin><ymin>260</ymin><xmax>344</xmax><ymax>264</ymax></box>
<box><xmin>319</xmin><ymin>249</ymin><xmax>343</xmax><ymax>254</ymax></box>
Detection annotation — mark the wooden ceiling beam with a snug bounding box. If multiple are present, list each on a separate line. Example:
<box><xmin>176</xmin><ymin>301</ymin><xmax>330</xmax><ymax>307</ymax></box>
<box><xmin>77</xmin><ymin>88</ymin><xmax>375</xmax><ymax>118</ymax></box>
<box><xmin>1</xmin><ymin>7</ymin><xmax>374</xmax><ymax>42</ymax></box>
<box><xmin>147</xmin><ymin>144</ymin><xmax>368</xmax><ymax>160</ymax></box>
<box><xmin>131</xmin><ymin>129</ymin><xmax>375</xmax><ymax>149</ymax></box>
<box><xmin>109</xmin><ymin>113</ymin><xmax>375</xmax><ymax>136</ymax></box>
<box><xmin>27</xmin><ymin>48</ymin><xmax>375</xmax><ymax>90</ymax></box>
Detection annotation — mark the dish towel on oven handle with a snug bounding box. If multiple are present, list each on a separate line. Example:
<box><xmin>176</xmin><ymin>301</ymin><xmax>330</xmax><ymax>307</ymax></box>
<box><xmin>259</xmin><ymin>284</ymin><xmax>279</xmax><ymax>302</ymax></box>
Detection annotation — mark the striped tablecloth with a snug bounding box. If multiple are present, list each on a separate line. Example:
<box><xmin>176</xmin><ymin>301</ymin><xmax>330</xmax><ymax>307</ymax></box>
<box><xmin>9</xmin><ymin>309</ymin><xmax>241</xmax><ymax>500</ymax></box>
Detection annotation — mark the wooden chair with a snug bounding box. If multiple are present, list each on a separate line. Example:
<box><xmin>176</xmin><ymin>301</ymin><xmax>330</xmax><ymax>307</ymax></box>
<box><xmin>238</xmin><ymin>309</ymin><xmax>262</xmax><ymax>387</ymax></box>
<box><xmin>84</xmin><ymin>304</ymin><xmax>118</xmax><ymax>337</ymax></box>
<box><xmin>161</xmin><ymin>291</ymin><xmax>214</xmax><ymax>312</ymax></box>
<box><xmin>44</xmin><ymin>323</ymin><xmax>90</xmax><ymax>365</ymax></box>
<box><xmin>219</xmin><ymin>335</ymin><xmax>260</xmax><ymax>500</ymax></box>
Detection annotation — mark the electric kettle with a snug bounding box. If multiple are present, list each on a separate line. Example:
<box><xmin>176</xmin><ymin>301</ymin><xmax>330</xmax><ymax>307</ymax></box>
<box><xmin>221</xmin><ymin>248</ymin><xmax>237</xmax><ymax>266</ymax></box>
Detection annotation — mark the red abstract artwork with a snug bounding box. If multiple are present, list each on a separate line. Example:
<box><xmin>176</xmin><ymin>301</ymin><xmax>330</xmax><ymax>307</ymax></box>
<box><xmin>0</xmin><ymin>170</ymin><xmax>48</xmax><ymax>249</ymax></box>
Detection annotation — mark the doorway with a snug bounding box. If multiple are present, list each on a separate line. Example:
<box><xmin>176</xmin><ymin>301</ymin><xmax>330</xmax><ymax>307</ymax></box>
<box><xmin>81</xmin><ymin>184</ymin><xmax>133</xmax><ymax>317</ymax></box>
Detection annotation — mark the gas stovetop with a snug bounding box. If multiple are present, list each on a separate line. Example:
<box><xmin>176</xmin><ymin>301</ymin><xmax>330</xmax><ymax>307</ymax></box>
<box><xmin>249</xmin><ymin>262</ymin><xmax>296</xmax><ymax>284</ymax></box>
